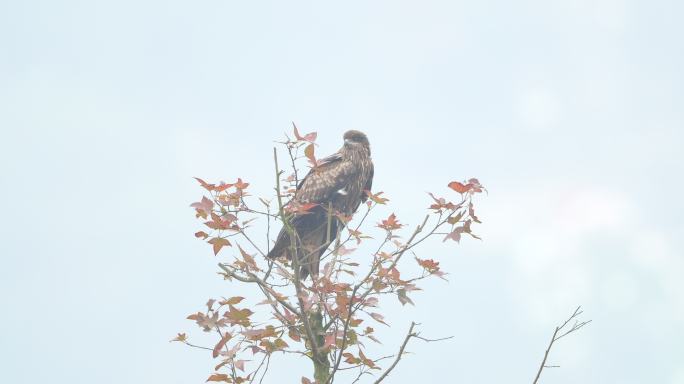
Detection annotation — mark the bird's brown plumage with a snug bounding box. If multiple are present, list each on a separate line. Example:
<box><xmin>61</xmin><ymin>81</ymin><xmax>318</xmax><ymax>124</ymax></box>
<box><xmin>267</xmin><ymin>130</ymin><xmax>374</xmax><ymax>279</ymax></box>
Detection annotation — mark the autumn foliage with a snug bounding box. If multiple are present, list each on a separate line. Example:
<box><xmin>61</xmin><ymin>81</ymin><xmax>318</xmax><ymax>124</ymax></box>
<box><xmin>174</xmin><ymin>126</ymin><xmax>486</xmax><ymax>383</ymax></box>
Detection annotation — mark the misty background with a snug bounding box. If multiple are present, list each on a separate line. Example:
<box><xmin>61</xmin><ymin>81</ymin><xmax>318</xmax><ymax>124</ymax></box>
<box><xmin>1</xmin><ymin>1</ymin><xmax>682</xmax><ymax>383</ymax></box>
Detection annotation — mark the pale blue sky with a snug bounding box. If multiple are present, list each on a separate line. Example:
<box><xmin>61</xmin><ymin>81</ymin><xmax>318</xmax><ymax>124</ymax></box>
<box><xmin>1</xmin><ymin>1</ymin><xmax>683</xmax><ymax>383</ymax></box>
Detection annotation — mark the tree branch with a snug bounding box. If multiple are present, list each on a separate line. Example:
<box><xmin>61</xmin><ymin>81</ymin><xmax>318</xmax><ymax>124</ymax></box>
<box><xmin>373</xmin><ymin>322</ymin><xmax>453</xmax><ymax>383</ymax></box>
<box><xmin>217</xmin><ymin>263</ymin><xmax>298</xmax><ymax>315</ymax></box>
<box><xmin>273</xmin><ymin>147</ymin><xmax>322</xmax><ymax>361</ymax></box>
<box><xmin>532</xmin><ymin>306</ymin><xmax>591</xmax><ymax>384</ymax></box>
<box><xmin>373</xmin><ymin>322</ymin><xmax>416</xmax><ymax>383</ymax></box>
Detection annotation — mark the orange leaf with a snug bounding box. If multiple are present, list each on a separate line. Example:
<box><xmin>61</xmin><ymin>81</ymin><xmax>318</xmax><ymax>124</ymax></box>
<box><xmin>359</xmin><ymin>349</ymin><xmax>377</xmax><ymax>368</ymax></box>
<box><xmin>170</xmin><ymin>333</ymin><xmax>187</xmax><ymax>342</ymax></box>
<box><xmin>214</xmin><ymin>182</ymin><xmax>235</xmax><ymax>192</ymax></box>
<box><xmin>194</xmin><ymin>177</ymin><xmax>216</xmax><ymax>191</ymax></box>
<box><xmin>377</xmin><ymin>213</ymin><xmax>402</xmax><ymax>230</ymax></box>
<box><xmin>304</xmin><ymin>143</ymin><xmax>316</xmax><ymax>167</ymax></box>
<box><xmin>234</xmin><ymin>178</ymin><xmax>250</xmax><ymax>190</ymax></box>
<box><xmin>220</xmin><ymin>296</ymin><xmax>245</xmax><ymax>305</ymax></box>
<box><xmin>237</xmin><ymin>245</ymin><xmax>258</xmax><ymax>269</ymax></box>
<box><xmin>206</xmin><ymin>373</ymin><xmax>230</xmax><ymax>382</ymax></box>
<box><xmin>366</xmin><ymin>190</ymin><xmax>389</xmax><ymax>205</ymax></box>
<box><xmin>448</xmin><ymin>181</ymin><xmax>470</xmax><ymax>194</ymax></box>
<box><xmin>416</xmin><ymin>257</ymin><xmax>440</xmax><ymax>271</ymax></box>
<box><xmin>343</xmin><ymin>352</ymin><xmax>360</xmax><ymax>364</ymax></box>
<box><xmin>208</xmin><ymin>237</ymin><xmax>231</xmax><ymax>255</ymax></box>
<box><xmin>224</xmin><ymin>305</ymin><xmax>253</xmax><ymax>326</ymax></box>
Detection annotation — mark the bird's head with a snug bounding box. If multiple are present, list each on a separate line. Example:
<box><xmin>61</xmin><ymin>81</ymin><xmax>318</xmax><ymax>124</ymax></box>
<box><xmin>343</xmin><ymin>130</ymin><xmax>370</xmax><ymax>149</ymax></box>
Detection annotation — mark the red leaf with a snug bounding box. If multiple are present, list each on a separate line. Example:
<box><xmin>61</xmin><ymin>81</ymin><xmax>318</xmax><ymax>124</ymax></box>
<box><xmin>416</xmin><ymin>257</ymin><xmax>440</xmax><ymax>271</ymax></box>
<box><xmin>364</xmin><ymin>297</ymin><xmax>379</xmax><ymax>307</ymax></box>
<box><xmin>234</xmin><ymin>359</ymin><xmax>246</xmax><ymax>372</ymax></box>
<box><xmin>205</xmin><ymin>213</ymin><xmax>236</xmax><ymax>231</ymax></box>
<box><xmin>324</xmin><ymin>333</ymin><xmax>336</xmax><ymax>349</ymax></box>
<box><xmin>212</xmin><ymin>332</ymin><xmax>233</xmax><ymax>358</ymax></box>
<box><xmin>448</xmin><ymin>179</ymin><xmax>486</xmax><ymax>195</ymax></box>
<box><xmin>443</xmin><ymin>227</ymin><xmax>464</xmax><ymax>242</ymax></box>
<box><xmin>191</xmin><ymin>196</ymin><xmax>214</xmax><ymax>215</ymax></box>
<box><xmin>194</xmin><ymin>177</ymin><xmax>216</xmax><ymax>191</ymax></box>
<box><xmin>468</xmin><ymin>178</ymin><xmax>485</xmax><ymax>193</ymax></box>
<box><xmin>214</xmin><ymin>182</ymin><xmax>235</xmax><ymax>192</ymax></box>
<box><xmin>234</xmin><ymin>178</ymin><xmax>250</xmax><ymax>190</ymax></box>
<box><xmin>469</xmin><ymin>202</ymin><xmax>481</xmax><ymax>223</ymax></box>
<box><xmin>448</xmin><ymin>181</ymin><xmax>470</xmax><ymax>194</ymax></box>
<box><xmin>377</xmin><ymin>213</ymin><xmax>402</xmax><ymax>230</ymax></box>
<box><xmin>427</xmin><ymin>192</ymin><xmax>457</xmax><ymax>211</ymax></box>
<box><xmin>208</xmin><ymin>237</ymin><xmax>232</xmax><ymax>255</ymax></box>
<box><xmin>285</xmin><ymin>201</ymin><xmax>319</xmax><ymax>214</ymax></box>
<box><xmin>293</xmin><ymin>122</ymin><xmax>317</xmax><ymax>143</ymax></box>
<box><xmin>366</xmin><ymin>190</ymin><xmax>389</xmax><ymax>205</ymax></box>
<box><xmin>370</xmin><ymin>312</ymin><xmax>388</xmax><ymax>326</ymax></box>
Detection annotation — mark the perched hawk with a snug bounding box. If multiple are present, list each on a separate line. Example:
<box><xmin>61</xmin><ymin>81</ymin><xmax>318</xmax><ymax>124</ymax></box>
<box><xmin>267</xmin><ymin>130</ymin><xmax>374</xmax><ymax>279</ymax></box>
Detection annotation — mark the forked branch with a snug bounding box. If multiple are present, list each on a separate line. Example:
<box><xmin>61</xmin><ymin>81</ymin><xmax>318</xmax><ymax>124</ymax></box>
<box><xmin>532</xmin><ymin>306</ymin><xmax>591</xmax><ymax>384</ymax></box>
<box><xmin>374</xmin><ymin>322</ymin><xmax>454</xmax><ymax>383</ymax></box>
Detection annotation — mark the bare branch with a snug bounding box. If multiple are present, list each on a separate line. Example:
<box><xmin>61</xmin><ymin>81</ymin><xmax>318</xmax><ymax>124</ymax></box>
<box><xmin>373</xmin><ymin>322</ymin><xmax>453</xmax><ymax>383</ymax></box>
<box><xmin>373</xmin><ymin>322</ymin><xmax>416</xmax><ymax>384</ymax></box>
<box><xmin>532</xmin><ymin>306</ymin><xmax>591</xmax><ymax>384</ymax></box>
<box><xmin>329</xmin><ymin>215</ymin><xmax>432</xmax><ymax>383</ymax></box>
<box><xmin>181</xmin><ymin>341</ymin><xmax>213</xmax><ymax>352</ymax></box>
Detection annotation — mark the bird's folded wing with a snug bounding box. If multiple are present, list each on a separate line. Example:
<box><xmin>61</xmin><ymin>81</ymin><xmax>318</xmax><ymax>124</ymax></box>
<box><xmin>296</xmin><ymin>155</ymin><xmax>355</xmax><ymax>203</ymax></box>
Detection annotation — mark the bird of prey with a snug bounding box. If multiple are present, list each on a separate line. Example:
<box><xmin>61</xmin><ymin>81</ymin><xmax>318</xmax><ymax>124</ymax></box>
<box><xmin>267</xmin><ymin>130</ymin><xmax>374</xmax><ymax>279</ymax></box>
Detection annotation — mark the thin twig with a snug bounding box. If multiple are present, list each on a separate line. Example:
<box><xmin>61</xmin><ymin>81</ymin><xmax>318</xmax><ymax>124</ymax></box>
<box><xmin>532</xmin><ymin>306</ymin><xmax>591</xmax><ymax>384</ymax></box>
<box><xmin>258</xmin><ymin>354</ymin><xmax>271</xmax><ymax>384</ymax></box>
<box><xmin>273</xmin><ymin>147</ymin><xmax>322</xmax><ymax>361</ymax></box>
<box><xmin>372</xmin><ymin>322</ymin><xmax>453</xmax><ymax>383</ymax></box>
<box><xmin>373</xmin><ymin>322</ymin><xmax>416</xmax><ymax>383</ymax></box>
<box><xmin>182</xmin><ymin>341</ymin><xmax>213</xmax><ymax>352</ymax></box>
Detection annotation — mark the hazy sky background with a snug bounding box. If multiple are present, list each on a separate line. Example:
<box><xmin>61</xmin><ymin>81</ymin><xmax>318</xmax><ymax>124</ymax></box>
<box><xmin>1</xmin><ymin>0</ymin><xmax>683</xmax><ymax>383</ymax></box>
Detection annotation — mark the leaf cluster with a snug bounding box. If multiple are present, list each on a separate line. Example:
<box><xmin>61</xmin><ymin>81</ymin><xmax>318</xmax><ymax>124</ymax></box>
<box><xmin>175</xmin><ymin>126</ymin><xmax>485</xmax><ymax>383</ymax></box>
